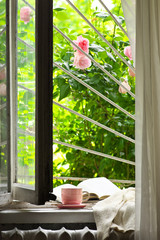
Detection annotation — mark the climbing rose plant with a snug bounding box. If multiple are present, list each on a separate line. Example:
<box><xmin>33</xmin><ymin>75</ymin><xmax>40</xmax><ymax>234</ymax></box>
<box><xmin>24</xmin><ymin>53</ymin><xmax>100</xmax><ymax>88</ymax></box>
<box><xmin>20</xmin><ymin>6</ymin><xmax>32</xmax><ymax>24</ymax></box>
<box><xmin>53</xmin><ymin>0</ymin><xmax>135</xmax><ymax>187</ymax></box>
<box><xmin>73</xmin><ymin>35</ymin><xmax>91</xmax><ymax>69</ymax></box>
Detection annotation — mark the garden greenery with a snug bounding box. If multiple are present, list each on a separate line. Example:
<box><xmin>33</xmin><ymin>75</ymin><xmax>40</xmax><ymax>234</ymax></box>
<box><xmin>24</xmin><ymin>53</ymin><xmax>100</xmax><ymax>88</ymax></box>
<box><xmin>0</xmin><ymin>0</ymin><xmax>135</xmax><ymax>190</ymax></box>
<box><xmin>53</xmin><ymin>0</ymin><xmax>135</xmax><ymax>187</ymax></box>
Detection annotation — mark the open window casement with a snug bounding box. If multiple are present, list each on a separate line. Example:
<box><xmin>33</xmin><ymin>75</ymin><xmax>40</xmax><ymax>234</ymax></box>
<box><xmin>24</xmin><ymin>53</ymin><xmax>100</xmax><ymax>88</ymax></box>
<box><xmin>0</xmin><ymin>0</ymin><xmax>11</xmax><ymax>205</ymax></box>
<box><xmin>0</xmin><ymin>0</ymin><xmax>53</xmax><ymax>205</ymax></box>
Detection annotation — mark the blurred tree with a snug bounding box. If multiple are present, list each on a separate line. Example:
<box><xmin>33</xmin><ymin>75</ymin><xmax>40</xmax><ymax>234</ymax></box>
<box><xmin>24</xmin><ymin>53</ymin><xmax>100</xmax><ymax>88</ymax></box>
<box><xmin>53</xmin><ymin>0</ymin><xmax>135</xmax><ymax>187</ymax></box>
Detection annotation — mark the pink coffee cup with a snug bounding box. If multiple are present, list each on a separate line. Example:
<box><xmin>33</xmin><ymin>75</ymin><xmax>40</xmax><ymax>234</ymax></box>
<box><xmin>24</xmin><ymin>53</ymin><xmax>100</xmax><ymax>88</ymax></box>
<box><xmin>61</xmin><ymin>188</ymin><xmax>82</xmax><ymax>205</ymax></box>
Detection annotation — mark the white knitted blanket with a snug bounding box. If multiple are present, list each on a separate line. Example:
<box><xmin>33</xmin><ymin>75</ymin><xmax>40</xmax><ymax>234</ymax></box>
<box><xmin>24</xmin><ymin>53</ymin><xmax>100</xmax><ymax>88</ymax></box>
<box><xmin>93</xmin><ymin>187</ymin><xmax>135</xmax><ymax>240</ymax></box>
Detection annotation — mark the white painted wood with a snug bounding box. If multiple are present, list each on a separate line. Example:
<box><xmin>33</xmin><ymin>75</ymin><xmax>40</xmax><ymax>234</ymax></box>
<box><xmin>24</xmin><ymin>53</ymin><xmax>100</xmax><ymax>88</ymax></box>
<box><xmin>9</xmin><ymin>0</ymin><xmax>17</xmax><ymax>190</ymax></box>
<box><xmin>9</xmin><ymin>1</ymin><xmax>37</xmax><ymax>203</ymax></box>
<box><xmin>0</xmin><ymin>193</ymin><xmax>12</xmax><ymax>206</ymax></box>
<box><xmin>13</xmin><ymin>183</ymin><xmax>36</xmax><ymax>204</ymax></box>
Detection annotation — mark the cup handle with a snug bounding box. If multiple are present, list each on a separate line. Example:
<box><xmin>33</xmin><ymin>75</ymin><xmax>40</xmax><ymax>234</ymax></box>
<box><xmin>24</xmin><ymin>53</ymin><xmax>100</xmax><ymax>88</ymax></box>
<box><xmin>82</xmin><ymin>191</ymin><xmax>90</xmax><ymax>202</ymax></box>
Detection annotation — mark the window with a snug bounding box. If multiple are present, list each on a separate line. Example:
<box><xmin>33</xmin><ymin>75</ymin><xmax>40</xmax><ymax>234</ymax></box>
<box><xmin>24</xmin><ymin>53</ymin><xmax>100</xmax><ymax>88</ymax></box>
<box><xmin>16</xmin><ymin>0</ymin><xmax>36</xmax><ymax>186</ymax></box>
<box><xmin>0</xmin><ymin>0</ymin><xmax>135</xmax><ymax>205</ymax></box>
<box><xmin>53</xmin><ymin>0</ymin><xmax>135</xmax><ymax>188</ymax></box>
<box><xmin>0</xmin><ymin>0</ymin><xmax>53</xmax><ymax>205</ymax></box>
<box><xmin>0</xmin><ymin>0</ymin><xmax>8</xmax><ymax>195</ymax></box>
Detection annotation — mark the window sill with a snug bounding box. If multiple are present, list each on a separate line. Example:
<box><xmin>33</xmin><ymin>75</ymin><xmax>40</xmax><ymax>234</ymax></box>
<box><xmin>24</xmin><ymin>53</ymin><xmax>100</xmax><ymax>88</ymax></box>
<box><xmin>0</xmin><ymin>208</ymin><xmax>95</xmax><ymax>224</ymax></box>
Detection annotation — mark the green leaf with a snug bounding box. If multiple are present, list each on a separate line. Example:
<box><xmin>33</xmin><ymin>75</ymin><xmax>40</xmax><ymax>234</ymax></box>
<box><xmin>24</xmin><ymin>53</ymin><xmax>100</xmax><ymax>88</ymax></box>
<box><xmin>103</xmin><ymin>16</ymin><xmax>113</xmax><ymax>22</ymax></box>
<box><xmin>85</xmin><ymin>74</ymin><xmax>102</xmax><ymax>84</ymax></box>
<box><xmin>96</xmin><ymin>12</ymin><xmax>108</xmax><ymax>18</ymax></box>
<box><xmin>107</xmin><ymin>52</ymin><xmax>116</xmax><ymax>62</ymax></box>
<box><xmin>73</xmin><ymin>101</ymin><xmax>80</xmax><ymax>111</ymax></box>
<box><xmin>114</xmin><ymin>37</ymin><xmax>122</xmax><ymax>41</ymax></box>
<box><xmin>62</xmin><ymin>62</ymin><xmax>70</xmax><ymax>70</ymax></box>
<box><xmin>59</xmin><ymin>84</ymin><xmax>70</xmax><ymax>101</ymax></box>
<box><xmin>58</xmin><ymin>77</ymin><xmax>66</xmax><ymax>87</ymax></box>
<box><xmin>93</xmin><ymin>11</ymin><xmax>101</xmax><ymax>15</ymax></box>
<box><xmin>66</xmin><ymin>152</ymin><xmax>73</xmax><ymax>160</ymax></box>
<box><xmin>53</xmin><ymin>91</ymin><xmax>59</xmax><ymax>99</ymax></box>
<box><xmin>104</xmin><ymin>63</ymin><xmax>113</xmax><ymax>70</ymax></box>
<box><xmin>89</xmin><ymin>44</ymin><xmax>106</xmax><ymax>52</ymax></box>
<box><xmin>103</xmin><ymin>76</ymin><xmax>110</xmax><ymax>83</ymax></box>
<box><xmin>53</xmin><ymin>7</ymin><xmax>66</xmax><ymax>11</ymax></box>
<box><xmin>68</xmin><ymin>79</ymin><xmax>78</xmax><ymax>90</ymax></box>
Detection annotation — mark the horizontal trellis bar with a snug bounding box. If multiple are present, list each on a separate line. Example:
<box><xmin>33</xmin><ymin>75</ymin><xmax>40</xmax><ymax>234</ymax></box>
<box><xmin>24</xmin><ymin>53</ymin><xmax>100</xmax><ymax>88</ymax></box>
<box><xmin>53</xmin><ymin>25</ymin><xmax>135</xmax><ymax>98</ymax></box>
<box><xmin>0</xmin><ymin>103</ymin><xmax>6</xmax><ymax>110</ymax></box>
<box><xmin>53</xmin><ymin>139</ymin><xmax>135</xmax><ymax>166</ymax></box>
<box><xmin>19</xmin><ymin>81</ymin><xmax>35</xmax><ymax>84</ymax></box>
<box><xmin>110</xmin><ymin>179</ymin><xmax>135</xmax><ymax>184</ymax></box>
<box><xmin>22</xmin><ymin>0</ymin><xmax>35</xmax><ymax>11</ymax></box>
<box><xmin>18</xmin><ymin>84</ymin><xmax>35</xmax><ymax>94</ymax></box>
<box><xmin>53</xmin><ymin>100</ymin><xmax>135</xmax><ymax>143</ymax></box>
<box><xmin>98</xmin><ymin>0</ymin><xmax>128</xmax><ymax>37</ymax></box>
<box><xmin>53</xmin><ymin>176</ymin><xmax>135</xmax><ymax>184</ymax></box>
<box><xmin>0</xmin><ymin>26</ymin><xmax>6</xmax><ymax>37</ymax></box>
<box><xmin>65</xmin><ymin>0</ymin><xmax>135</xmax><ymax>74</ymax></box>
<box><xmin>0</xmin><ymin>140</ymin><xmax>7</xmax><ymax>147</ymax></box>
<box><xmin>53</xmin><ymin>176</ymin><xmax>88</xmax><ymax>181</ymax></box>
<box><xmin>17</xmin><ymin>37</ymin><xmax>35</xmax><ymax>51</ymax></box>
<box><xmin>53</xmin><ymin>62</ymin><xmax>135</xmax><ymax>120</ymax></box>
<box><xmin>17</xmin><ymin>175</ymin><xmax>34</xmax><ymax>179</ymax></box>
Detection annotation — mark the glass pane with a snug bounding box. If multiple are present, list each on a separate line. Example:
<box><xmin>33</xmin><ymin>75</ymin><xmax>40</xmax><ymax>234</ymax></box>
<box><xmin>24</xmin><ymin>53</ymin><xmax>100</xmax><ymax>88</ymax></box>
<box><xmin>0</xmin><ymin>0</ymin><xmax>7</xmax><ymax>193</ymax></box>
<box><xmin>16</xmin><ymin>0</ymin><xmax>35</xmax><ymax>185</ymax></box>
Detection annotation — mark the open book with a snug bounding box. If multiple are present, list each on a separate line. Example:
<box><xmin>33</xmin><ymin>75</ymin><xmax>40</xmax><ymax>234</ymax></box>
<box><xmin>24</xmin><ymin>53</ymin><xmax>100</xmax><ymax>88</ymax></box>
<box><xmin>53</xmin><ymin>177</ymin><xmax>121</xmax><ymax>202</ymax></box>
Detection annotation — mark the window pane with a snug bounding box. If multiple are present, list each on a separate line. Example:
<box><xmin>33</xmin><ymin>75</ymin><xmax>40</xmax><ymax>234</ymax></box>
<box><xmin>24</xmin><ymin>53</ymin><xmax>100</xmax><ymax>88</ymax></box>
<box><xmin>16</xmin><ymin>0</ymin><xmax>35</xmax><ymax>186</ymax></box>
<box><xmin>0</xmin><ymin>0</ymin><xmax>7</xmax><ymax>193</ymax></box>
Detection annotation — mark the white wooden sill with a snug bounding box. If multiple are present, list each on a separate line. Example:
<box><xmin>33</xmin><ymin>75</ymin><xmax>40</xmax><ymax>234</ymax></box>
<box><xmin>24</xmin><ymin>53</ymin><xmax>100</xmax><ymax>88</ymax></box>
<box><xmin>0</xmin><ymin>184</ymin><xmax>95</xmax><ymax>224</ymax></box>
<box><xmin>0</xmin><ymin>208</ymin><xmax>94</xmax><ymax>224</ymax></box>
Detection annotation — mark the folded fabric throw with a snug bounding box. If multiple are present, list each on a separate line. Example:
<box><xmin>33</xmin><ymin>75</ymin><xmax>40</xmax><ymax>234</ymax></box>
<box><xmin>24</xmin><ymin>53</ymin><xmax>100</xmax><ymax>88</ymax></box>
<box><xmin>93</xmin><ymin>187</ymin><xmax>135</xmax><ymax>240</ymax></box>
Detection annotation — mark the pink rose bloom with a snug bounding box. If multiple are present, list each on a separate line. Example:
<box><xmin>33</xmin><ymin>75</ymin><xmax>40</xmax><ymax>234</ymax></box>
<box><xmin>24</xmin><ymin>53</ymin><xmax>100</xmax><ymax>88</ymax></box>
<box><xmin>128</xmin><ymin>68</ymin><xmax>135</xmax><ymax>77</ymax></box>
<box><xmin>124</xmin><ymin>46</ymin><xmax>132</xmax><ymax>60</ymax></box>
<box><xmin>0</xmin><ymin>68</ymin><xmax>6</xmax><ymax>80</ymax></box>
<box><xmin>0</xmin><ymin>83</ymin><xmax>6</xmax><ymax>96</ymax></box>
<box><xmin>118</xmin><ymin>80</ymin><xmax>131</xmax><ymax>94</ymax></box>
<box><xmin>73</xmin><ymin>35</ymin><xmax>89</xmax><ymax>54</ymax></box>
<box><xmin>20</xmin><ymin>7</ymin><xmax>32</xmax><ymax>24</ymax></box>
<box><xmin>73</xmin><ymin>52</ymin><xmax>91</xmax><ymax>70</ymax></box>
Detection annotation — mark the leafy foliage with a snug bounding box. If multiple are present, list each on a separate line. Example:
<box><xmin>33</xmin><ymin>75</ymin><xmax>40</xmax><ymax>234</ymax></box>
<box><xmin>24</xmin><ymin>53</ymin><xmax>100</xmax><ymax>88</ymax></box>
<box><xmin>1</xmin><ymin>0</ymin><xmax>36</xmax><ymax>186</ymax></box>
<box><xmin>16</xmin><ymin>0</ymin><xmax>35</xmax><ymax>185</ymax></box>
<box><xmin>53</xmin><ymin>0</ymin><xmax>135</xmax><ymax>187</ymax></box>
<box><xmin>0</xmin><ymin>0</ymin><xmax>7</xmax><ymax>191</ymax></box>
<box><xmin>0</xmin><ymin>0</ymin><xmax>135</xmax><ymax>190</ymax></box>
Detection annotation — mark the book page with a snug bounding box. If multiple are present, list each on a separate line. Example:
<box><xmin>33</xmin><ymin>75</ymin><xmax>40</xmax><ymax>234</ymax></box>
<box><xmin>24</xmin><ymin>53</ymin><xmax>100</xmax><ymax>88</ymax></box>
<box><xmin>77</xmin><ymin>177</ymin><xmax>121</xmax><ymax>199</ymax></box>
